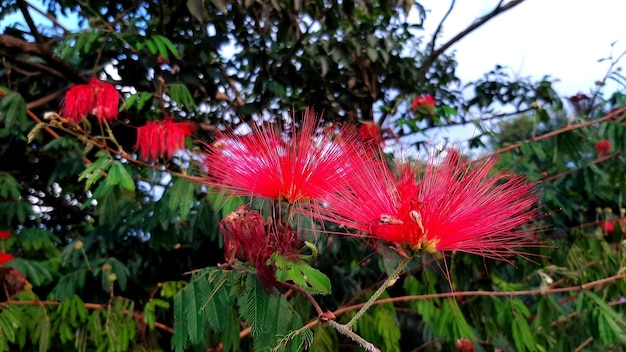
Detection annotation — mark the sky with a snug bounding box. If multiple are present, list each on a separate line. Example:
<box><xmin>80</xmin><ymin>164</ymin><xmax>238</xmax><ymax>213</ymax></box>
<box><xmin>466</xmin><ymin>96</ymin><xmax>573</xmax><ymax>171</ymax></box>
<box><xmin>419</xmin><ymin>0</ymin><xmax>626</xmax><ymax>97</ymax></box>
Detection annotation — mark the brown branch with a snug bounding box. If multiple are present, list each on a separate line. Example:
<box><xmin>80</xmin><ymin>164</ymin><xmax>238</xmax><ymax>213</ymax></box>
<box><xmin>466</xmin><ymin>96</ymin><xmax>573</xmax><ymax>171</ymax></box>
<box><xmin>0</xmin><ymin>299</ymin><xmax>173</xmax><ymax>333</ymax></box>
<box><xmin>488</xmin><ymin>106</ymin><xmax>626</xmax><ymax>159</ymax></box>
<box><xmin>17</xmin><ymin>0</ymin><xmax>44</xmax><ymax>43</ymax></box>
<box><xmin>283</xmin><ymin>272</ymin><xmax>626</xmax><ymax>334</ymax></box>
<box><xmin>428</xmin><ymin>0</ymin><xmax>456</xmax><ymax>54</ymax></box>
<box><xmin>23</xmin><ymin>0</ymin><xmax>70</xmax><ymax>34</ymax></box>
<box><xmin>26</xmin><ymin>90</ymin><xmax>65</xmax><ymax>110</ymax></box>
<box><xmin>575</xmin><ymin>337</ymin><xmax>594</xmax><ymax>352</ymax></box>
<box><xmin>0</xmin><ymin>34</ymin><xmax>85</xmax><ymax>83</ymax></box>
<box><xmin>542</xmin><ymin>151</ymin><xmax>622</xmax><ymax>182</ymax></box>
<box><xmin>417</xmin><ymin>0</ymin><xmax>526</xmax><ymax>79</ymax></box>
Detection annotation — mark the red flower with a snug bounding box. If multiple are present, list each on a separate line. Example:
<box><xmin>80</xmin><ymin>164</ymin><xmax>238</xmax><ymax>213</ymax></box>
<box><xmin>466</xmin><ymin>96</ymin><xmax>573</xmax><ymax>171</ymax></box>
<box><xmin>60</xmin><ymin>77</ymin><xmax>119</xmax><ymax>123</ymax></box>
<box><xmin>220</xmin><ymin>206</ymin><xmax>300</xmax><ymax>287</ymax></box>
<box><xmin>202</xmin><ymin>109</ymin><xmax>361</xmax><ymax>204</ymax></box>
<box><xmin>411</xmin><ymin>94</ymin><xmax>435</xmax><ymax>113</ymax></box>
<box><xmin>595</xmin><ymin>140</ymin><xmax>611</xmax><ymax>157</ymax></box>
<box><xmin>310</xmin><ymin>149</ymin><xmax>537</xmax><ymax>260</ymax></box>
<box><xmin>359</xmin><ymin>121</ymin><xmax>382</xmax><ymax>146</ymax></box>
<box><xmin>0</xmin><ymin>231</ymin><xmax>10</xmax><ymax>240</ymax></box>
<box><xmin>599</xmin><ymin>220</ymin><xmax>615</xmax><ymax>232</ymax></box>
<box><xmin>0</xmin><ymin>252</ymin><xmax>13</xmax><ymax>266</ymax></box>
<box><xmin>135</xmin><ymin>118</ymin><xmax>195</xmax><ymax>161</ymax></box>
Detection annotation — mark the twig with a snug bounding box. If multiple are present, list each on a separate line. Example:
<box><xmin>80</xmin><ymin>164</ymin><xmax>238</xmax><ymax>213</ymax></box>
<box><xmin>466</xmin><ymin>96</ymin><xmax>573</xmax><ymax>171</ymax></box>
<box><xmin>417</xmin><ymin>0</ymin><xmax>526</xmax><ymax>79</ymax></box>
<box><xmin>293</xmin><ymin>272</ymin><xmax>626</xmax><ymax>333</ymax></box>
<box><xmin>428</xmin><ymin>0</ymin><xmax>457</xmax><ymax>54</ymax></box>
<box><xmin>17</xmin><ymin>0</ymin><xmax>44</xmax><ymax>43</ymax></box>
<box><xmin>345</xmin><ymin>256</ymin><xmax>410</xmax><ymax>328</ymax></box>
<box><xmin>26</xmin><ymin>89</ymin><xmax>65</xmax><ymax>110</ymax></box>
<box><xmin>0</xmin><ymin>299</ymin><xmax>173</xmax><ymax>333</ymax></box>
<box><xmin>23</xmin><ymin>0</ymin><xmax>70</xmax><ymax>34</ymax></box>
<box><xmin>587</xmin><ymin>48</ymin><xmax>626</xmax><ymax>115</ymax></box>
<box><xmin>542</xmin><ymin>151</ymin><xmax>621</xmax><ymax>182</ymax></box>
<box><xmin>574</xmin><ymin>336</ymin><xmax>594</xmax><ymax>352</ymax></box>
<box><xmin>487</xmin><ymin>106</ymin><xmax>626</xmax><ymax>159</ymax></box>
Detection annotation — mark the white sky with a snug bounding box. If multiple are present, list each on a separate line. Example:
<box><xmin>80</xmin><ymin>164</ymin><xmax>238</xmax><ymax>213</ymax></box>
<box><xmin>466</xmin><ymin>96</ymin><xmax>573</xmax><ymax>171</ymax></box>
<box><xmin>419</xmin><ymin>0</ymin><xmax>626</xmax><ymax>97</ymax></box>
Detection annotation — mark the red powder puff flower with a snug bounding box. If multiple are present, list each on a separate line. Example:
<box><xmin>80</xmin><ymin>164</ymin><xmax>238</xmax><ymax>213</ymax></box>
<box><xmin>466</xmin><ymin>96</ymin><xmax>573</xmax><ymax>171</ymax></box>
<box><xmin>599</xmin><ymin>220</ymin><xmax>615</xmax><ymax>232</ymax></box>
<box><xmin>0</xmin><ymin>251</ymin><xmax>13</xmax><ymax>265</ymax></box>
<box><xmin>411</xmin><ymin>94</ymin><xmax>435</xmax><ymax>113</ymax></box>
<box><xmin>0</xmin><ymin>231</ymin><xmax>10</xmax><ymax>240</ymax></box>
<box><xmin>135</xmin><ymin>118</ymin><xmax>195</xmax><ymax>161</ymax></box>
<box><xmin>60</xmin><ymin>77</ymin><xmax>119</xmax><ymax>123</ymax></box>
<box><xmin>358</xmin><ymin>121</ymin><xmax>382</xmax><ymax>146</ymax></box>
<box><xmin>310</xmin><ymin>149</ymin><xmax>537</xmax><ymax>261</ymax></box>
<box><xmin>202</xmin><ymin>109</ymin><xmax>361</xmax><ymax>204</ymax></box>
<box><xmin>220</xmin><ymin>206</ymin><xmax>300</xmax><ymax>287</ymax></box>
<box><xmin>595</xmin><ymin>140</ymin><xmax>611</xmax><ymax>157</ymax></box>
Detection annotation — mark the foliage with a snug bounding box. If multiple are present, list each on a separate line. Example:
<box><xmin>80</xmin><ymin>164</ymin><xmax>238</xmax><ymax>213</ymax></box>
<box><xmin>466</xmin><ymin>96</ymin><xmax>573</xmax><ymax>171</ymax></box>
<box><xmin>1</xmin><ymin>0</ymin><xmax>626</xmax><ymax>351</ymax></box>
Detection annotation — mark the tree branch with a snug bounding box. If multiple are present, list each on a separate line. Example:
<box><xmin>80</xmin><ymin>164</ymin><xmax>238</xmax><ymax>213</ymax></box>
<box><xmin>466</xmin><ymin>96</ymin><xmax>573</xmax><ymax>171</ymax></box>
<box><xmin>428</xmin><ymin>0</ymin><xmax>456</xmax><ymax>54</ymax></box>
<box><xmin>17</xmin><ymin>0</ymin><xmax>44</xmax><ymax>43</ymax></box>
<box><xmin>0</xmin><ymin>34</ymin><xmax>85</xmax><ymax>83</ymax></box>
<box><xmin>488</xmin><ymin>106</ymin><xmax>626</xmax><ymax>159</ymax></box>
<box><xmin>294</xmin><ymin>272</ymin><xmax>626</xmax><ymax>333</ymax></box>
<box><xmin>417</xmin><ymin>0</ymin><xmax>526</xmax><ymax>79</ymax></box>
<box><xmin>542</xmin><ymin>151</ymin><xmax>622</xmax><ymax>183</ymax></box>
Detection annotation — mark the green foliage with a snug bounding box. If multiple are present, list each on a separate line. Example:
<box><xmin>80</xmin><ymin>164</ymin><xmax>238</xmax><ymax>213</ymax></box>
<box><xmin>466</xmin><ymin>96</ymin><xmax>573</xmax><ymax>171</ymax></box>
<box><xmin>2</xmin><ymin>0</ymin><xmax>626</xmax><ymax>351</ymax></box>
<box><xmin>274</xmin><ymin>255</ymin><xmax>332</xmax><ymax>295</ymax></box>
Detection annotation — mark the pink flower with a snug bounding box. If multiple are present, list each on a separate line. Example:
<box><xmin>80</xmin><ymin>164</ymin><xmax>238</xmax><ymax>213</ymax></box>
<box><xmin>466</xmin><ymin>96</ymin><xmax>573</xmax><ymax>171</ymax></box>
<box><xmin>310</xmin><ymin>149</ymin><xmax>537</xmax><ymax>260</ymax></box>
<box><xmin>411</xmin><ymin>94</ymin><xmax>435</xmax><ymax>113</ymax></box>
<box><xmin>135</xmin><ymin>118</ymin><xmax>195</xmax><ymax>161</ymax></box>
<box><xmin>202</xmin><ymin>109</ymin><xmax>361</xmax><ymax>204</ymax></box>
<box><xmin>60</xmin><ymin>77</ymin><xmax>119</xmax><ymax>123</ymax></box>
<box><xmin>0</xmin><ymin>231</ymin><xmax>10</xmax><ymax>240</ymax></box>
<box><xmin>595</xmin><ymin>140</ymin><xmax>611</xmax><ymax>157</ymax></box>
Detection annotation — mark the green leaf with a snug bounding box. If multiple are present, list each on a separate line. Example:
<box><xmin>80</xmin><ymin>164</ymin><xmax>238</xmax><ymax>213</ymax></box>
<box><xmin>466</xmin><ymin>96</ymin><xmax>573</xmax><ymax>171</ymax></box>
<box><xmin>33</xmin><ymin>307</ymin><xmax>51</xmax><ymax>352</ymax></box>
<box><xmin>184</xmin><ymin>281</ymin><xmax>204</xmax><ymax>343</ymax></box>
<box><xmin>8</xmin><ymin>258</ymin><xmax>53</xmax><ymax>286</ymax></box>
<box><xmin>153</xmin><ymin>35</ymin><xmax>181</xmax><ymax>59</ymax></box>
<box><xmin>107</xmin><ymin>161</ymin><xmax>136</xmax><ymax>191</ymax></box>
<box><xmin>168</xmin><ymin>177</ymin><xmax>196</xmax><ymax>220</ymax></box>
<box><xmin>0</xmin><ymin>91</ymin><xmax>27</xmax><ymax>131</ymax></box>
<box><xmin>169</xmin><ymin>83</ymin><xmax>197</xmax><ymax>109</ymax></box>
<box><xmin>172</xmin><ymin>290</ymin><xmax>187</xmax><ymax>352</ymax></box>
<box><xmin>275</xmin><ymin>258</ymin><xmax>331</xmax><ymax>295</ymax></box>
<box><xmin>244</xmin><ymin>275</ymin><xmax>269</xmax><ymax>338</ymax></box>
<box><xmin>0</xmin><ymin>172</ymin><xmax>22</xmax><ymax>200</ymax></box>
<box><xmin>78</xmin><ymin>151</ymin><xmax>113</xmax><ymax>190</ymax></box>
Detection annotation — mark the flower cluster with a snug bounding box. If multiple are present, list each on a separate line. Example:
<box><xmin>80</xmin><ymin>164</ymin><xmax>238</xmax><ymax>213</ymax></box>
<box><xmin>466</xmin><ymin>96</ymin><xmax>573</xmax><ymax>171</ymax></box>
<box><xmin>203</xmin><ymin>109</ymin><xmax>538</xmax><ymax>265</ymax></box>
<box><xmin>135</xmin><ymin>118</ymin><xmax>195</xmax><ymax>161</ymax></box>
<box><xmin>202</xmin><ymin>109</ymin><xmax>361</xmax><ymax>204</ymax></box>
<box><xmin>60</xmin><ymin>78</ymin><xmax>119</xmax><ymax>123</ymax></box>
<box><xmin>411</xmin><ymin>94</ymin><xmax>435</xmax><ymax>114</ymax></box>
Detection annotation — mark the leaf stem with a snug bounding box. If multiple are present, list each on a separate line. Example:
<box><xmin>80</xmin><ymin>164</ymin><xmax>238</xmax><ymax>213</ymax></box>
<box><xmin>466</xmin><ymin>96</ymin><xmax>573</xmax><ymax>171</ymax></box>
<box><xmin>345</xmin><ymin>255</ymin><xmax>411</xmax><ymax>329</ymax></box>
